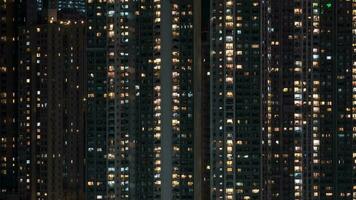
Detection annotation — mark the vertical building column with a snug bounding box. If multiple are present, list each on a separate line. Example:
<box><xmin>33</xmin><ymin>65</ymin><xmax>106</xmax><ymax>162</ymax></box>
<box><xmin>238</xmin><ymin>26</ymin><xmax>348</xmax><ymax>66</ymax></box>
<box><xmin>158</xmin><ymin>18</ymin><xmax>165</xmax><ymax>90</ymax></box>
<box><xmin>293</xmin><ymin>1</ymin><xmax>305</xmax><ymax>198</ymax></box>
<box><xmin>85</xmin><ymin>1</ymin><xmax>108</xmax><ymax>199</ymax></box>
<box><xmin>261</xmin><ymin>0</ymin><xmax>271</xmax><ymax>199</ymax></box>
<box><xmin>310</xmin><ymin>1</ymin><xmax>321</xmax><ymax>198</ymax></box>
<box><xmin>160</xmin><ymin>0</ymin><xmax>173</xmax><ymax>199</ymax></box>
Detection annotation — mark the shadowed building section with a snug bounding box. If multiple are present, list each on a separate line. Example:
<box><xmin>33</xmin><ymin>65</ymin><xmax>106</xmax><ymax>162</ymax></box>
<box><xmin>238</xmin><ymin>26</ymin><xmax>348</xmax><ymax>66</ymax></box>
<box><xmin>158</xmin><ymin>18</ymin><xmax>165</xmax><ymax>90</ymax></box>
<box><xmin>210</xmin><ymin>0</ymin><xmax>262</xmax><ymax>199</ymax></box>
<box><xmin>0</xmin><ymin>1</ymin><xmax>19</xmax><ymax>198</ymax></box>
<box><xmin>17</xmin><ymin>9</ymin><xmax>86</xmax><ymax>200</ymax></box>
<box><xmin>86</xmin><ymin>0</ymin><xmax>199</xmax><ymax>199</ymax></box>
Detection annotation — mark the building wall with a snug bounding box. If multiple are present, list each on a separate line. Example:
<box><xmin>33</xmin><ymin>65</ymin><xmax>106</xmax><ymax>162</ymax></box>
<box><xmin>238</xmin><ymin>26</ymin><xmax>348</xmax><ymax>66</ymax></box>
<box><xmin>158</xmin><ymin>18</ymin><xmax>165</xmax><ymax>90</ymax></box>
<box><xmin>0</xmin><ymin>1</ymin><xmax>19</xmax><ymax>198</ymax></box>
<box><xmin>85</xmin><ymin>1</ymin><xmax>107</xmax><ymax>199</ymax></box>
<box><xmin>211</xmin><ymin>0</ymin><xmax>356</xmax><ymax>200</ymax></box>
<box><xmin>134</xmin><ymin>0</ymin><xmax>195</xmax><ymax>199</ymax></box>
<box><xmin>86</xmin><ymin>0</ymin><xmax>197</xmax><ymax>199</ymax></box>
<box><xmin>17</xmin><ymin>21</ymin><xmax>86</xmax><ymax>200</ymax></box>
<box><xmin>263</xmin><ymin>1</ymin><xmax>356</xmax><ymax>199</ymax></box>
<box><xmin>210</xmin><ymin>0</ymin><xmax>262</xmax><ymax>199</ymax></box>
<box><xmin>200</xmin><ymin>29</ymin><xmax>210</xmax><ymax>200</ymax></box>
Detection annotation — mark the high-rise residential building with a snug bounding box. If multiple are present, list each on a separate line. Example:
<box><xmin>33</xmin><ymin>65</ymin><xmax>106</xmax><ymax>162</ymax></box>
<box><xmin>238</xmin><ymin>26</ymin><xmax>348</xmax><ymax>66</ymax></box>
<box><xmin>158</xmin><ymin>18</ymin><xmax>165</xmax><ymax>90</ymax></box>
<box><xmin>132</xmin><ymin>0</ymin><xmax>198</xmax><ymax>198</ymax></box>
<box><xmin>210</xmin><ymin>0</ymin><xmax>356</xmax><ymax>200</ymax></box>
<box><xmin>1</xmin><ymin>1</ymin><xmax>44</xmax><ymax>199</ymax></box>
<box><xmin>210</xmin><ymin>0</ymin><xmax>262</xmax><ymax>199</ymax></box>
<box><xmin>85</xmin><ymin>1</ymin><xmax>107</xmax><ymax>199</ymax></box>
<box><xmin>17</xmin><ymin>9</ymin><xmax>86</xmax><ymax>200</ymax></box>
<box><xmin>4</xmin><ymin>1</ymin><xmax>356</xmax><ymax>200</ymax></box>
<box><xmin>263</xmin><ymin>1</ymin><xmax>356</xmax><ymax>199</ymax></box>
<box><xmin>0</xmin><ymin>0</ymin><xmax>19</xmax><ymax>198</ymax></box>
<box><xmin>261</xmin><ymin>1</ymin><xmax>297</xmax><ymax>198</ymax></box>
<box><xmin>86</xmin><ymin>0</ymin><xmax>202</xmax><ymax>199</ymax></box>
